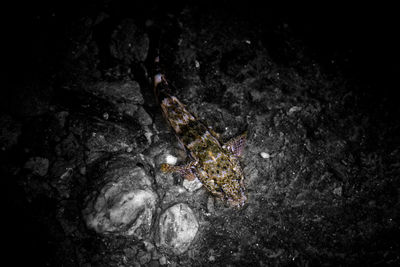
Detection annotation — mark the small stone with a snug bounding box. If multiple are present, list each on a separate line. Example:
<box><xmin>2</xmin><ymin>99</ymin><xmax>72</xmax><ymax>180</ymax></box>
<box><xmin>24</xmin><ymin>157</ymin><xmax>49</xmax><ymax>176</ymax></box>
<box><xmin>183</xmin><ymin>177</ymin><xmax>203</xmax><ymax>192</ymax></box>
<box><xmin>137</xmin><ymin>107</ymin><xmax>153</xmax><ymax>126</ymax></box>
<box><xmin>103</xmin><ymin>112</ymin><xmax>109</xmax><ymax>120</ymax></box>
<box><xmin>145</xmin><ymin>19</ymin><xmax>154</xmax><ymax>27</ymax></box>
<box><xmin>118</xmin><ymin>103</ymin><xmax>139</xmax><ymax>117</ymax></box>
<box><xmin>79</xmin><ymin>166</ymin><xmax>87</xmax><ymax>175</ymax></box>
<box><xmin>60</xmin><ymin>167</ymin><xmax>73</xmax><ymax>180</ymax></box>
<box><xmin>124</xmin><ymin>247</ymin><xmax>137</xmax><ymax>258</ymax></box>
<box><xmin>157</xmin><ymin>203</ymin><xmax>199</xmax><ymax>254</ymax></box>
<box><xmin>288</xmin><ymin>106</ymin><xmax>302</xmax><ymax>115</ymax></box>
<box><xmin>207</xmin><ymin>196</ymin><xmax>215</xmax><ymax>214</ymax></box>
<box><xmin>260</xmin><ymin>152</ymin><xmax>270</xmax><ymax>159</ymax></box>
<box><xmin>144</xmin><ymin>240</ymin><xmax>155</xmax><ymax>252</ymax></box>
<box><xmin>55</xmin><ymin>111</ymin><xmax>69</xmax><ymax>128</ymax></box>
<box><xmin>333</xmin><ymin>186</ymin><xmax>342</xmax><ymax>196</ymax></box>
<box><xmin>138</xmin><ymin>250</ymin><xmax>151</xmax><ymax>265</ymax></box>
<box><xmin>159</xmin><ymin>256</ymin><xmax>167</xmax><ymax>265</ymax></box>
<box><xmin>165</xmin><ymin>154</ymin><xmax>177</xmax><ymax>165</ymax></box>
<box><xmin>208</xmin><ymin>255</ymin><xmax>215</xmax><ymax>262</ymax></box>
<box><xmin>144</xmin><ymin>129</ymin><xmax>153</xmax><ymax>144</ymax></box>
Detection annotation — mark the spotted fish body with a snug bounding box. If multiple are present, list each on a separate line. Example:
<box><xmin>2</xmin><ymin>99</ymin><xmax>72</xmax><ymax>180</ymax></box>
<box><xmin>154</xmin><ymin>58</ymin><xmax>247</xmax><ymax>208</ymax></box>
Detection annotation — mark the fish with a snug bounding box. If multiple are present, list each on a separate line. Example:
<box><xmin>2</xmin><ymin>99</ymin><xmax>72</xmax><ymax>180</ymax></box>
<box><xmin>153</xmin><ymin>55</ymin><xmax>247</xmax><ymax>208</ymax></box>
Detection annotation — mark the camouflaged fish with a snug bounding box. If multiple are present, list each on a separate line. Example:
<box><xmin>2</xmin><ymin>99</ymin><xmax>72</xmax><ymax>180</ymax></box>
<box><xmin>154</xmin><ymin>56</ymin><xmax>247</xmax><ymax>208</ymax></box>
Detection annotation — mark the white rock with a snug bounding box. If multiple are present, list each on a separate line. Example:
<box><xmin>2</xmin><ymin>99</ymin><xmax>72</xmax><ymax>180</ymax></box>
<box><xmin>260</xmin><ymin>152</ymin><xmax>270</xmax><ymax>159</ymax></box>
<box><xmin>182</xmin><ymin>177</ymin><xmax>203</xmax><ymax>192</ymax></box>
<box><xmin>165</xmin><ymin>154</ymin><xmax>177</xmax><ymax>165</ymax></box>
<box><xmin>157</xmin><ymin>203</ymin><xmax>199</xmax><ymax>254</ymax></box>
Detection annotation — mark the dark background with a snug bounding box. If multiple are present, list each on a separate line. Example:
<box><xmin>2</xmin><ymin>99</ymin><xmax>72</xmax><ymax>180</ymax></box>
<box><xmin>2</xmin><ymin>1</ymin><xmax>399</xmax><ymax>265</ymax></box>
<box><xmin>4</xmin><ymin>1</ymin><xmax>399</xmax><ymax>92</ymax></box>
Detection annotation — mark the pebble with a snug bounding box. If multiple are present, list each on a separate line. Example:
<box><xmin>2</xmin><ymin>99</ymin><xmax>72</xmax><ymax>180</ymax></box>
<box><xmin>260</xmin><ymin>152</ymin><xmax>270</xmax><ymax>159</ymax></box>
<box><xmin>144</xmin><ymin>240</ymin><xmax>155</xmax><ymax>252</ymax></box>
<box><xmin>165</xmin><ymin>154</ymin><xmax>177</xmax><ymax>165</ymax></box>
<box><xmin>138</xmin><ymin>250</ymin><xmax>152</xmax><ymax>265</ymax></box>
<box><xmin>183</xmin><ymin>177</ymin><xmax>203</xmax><ymax>192</ymax></box>
<box><xmin>333</xmin><ymin>186</ymin><xmax>342</xmax><ymax>196</ymax></box>
<box><xmin>288</xmin><ymin>106</ymin><xmax>302</xmax><ymax>115</ymax></box>
<box><xmin>137</xmin><ymin>106</ymin><xmax>153</xmax><ymax>126</ymax></box>
<box><xmin>157</xmin><ymin>203</ymin><xmax>199</xmax><ymax>254</ymax></box>
<box><xmin>207</xmin><ymin>196</ymin><xmax>215</xmax><ymax>214</ymax></box>
<box><xmin>159</xmin><ymin>256</ymin><xmax>167</xmax><ymax>265</ymax></box>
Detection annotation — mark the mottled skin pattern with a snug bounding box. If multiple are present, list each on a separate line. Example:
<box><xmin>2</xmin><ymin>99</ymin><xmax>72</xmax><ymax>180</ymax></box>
<box><xmin>154</xmin><ymin>69</ymin><xmax>247</xmax><ymax>208</ymax></box>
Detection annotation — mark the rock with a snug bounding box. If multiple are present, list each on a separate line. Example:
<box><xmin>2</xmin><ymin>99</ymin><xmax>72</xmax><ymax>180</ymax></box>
<box><xmin>157</xmin><ymin>203</ymin><xmax>199</xmax><ymax>254</ymax></box>
<box><xmin>164</xmin><ymin>154</ymin><xmax>178</xmax><ymax>165</ymax></box>
<box><xmin>144</xmin><ymin>240</ymin><xmax>155</xmax><ymax>252</ymax></box>
<box><xmin>137</xmin><ymin>106</ymin><xmax>153</xmax><ymax>126</ymax></box>
<box><xmin>89</xmin><ymin>81</ymin><xmax>144</xmax><ymax>105</ymax></box>
<box><xmin>55</xmin><ymin>111</ymin><xmax>69</xmax><ymax>128</ymax></box>
<box><xmin>159</xmin><ymin>256</ymin><xmax>167</xmax><ymax>265</ymax></box>
<box><xmin>288</xmin><ymin>106</ymin><xmax>302</xmax><ymax>115</ymax></box>
<box><xmin>182</xmin><ymin>177</ymin><xmax>203</xmax><ymax>192</ymax></box>
<box><xmin>86</xmin><ymin>122</ymin><xmax>141</xmax><ymax>160</ymax></box>
<box><xmin>24</xmin><ymin>157</ymin><xmax>49</xmax><ymax>176</ymax></box>
<box><xmin>333</xmin><ymin>186</ymin><xmax>342</xmax><ymax>196</ymax></box>
<box><xmin>137</xmin><ymin>250</ymin><xmax>151</xmax><ymax>265</ymax></box>
<box><xmin>110</xmin><ymin>19</ymin><xmax>149</xmax><ymax>63</ymax></box>
<box><xmin>260</xmin><ymin>152</ymin><xmax>270</xmax><ymax>159</ymax></box>
<box><xmin>117</xmin><ymin>102</ymin><xmax>139</xmax><ymax>117</ymax></box>
<box><xmin>83</xmin><ymin>159</ymin><xmax>157</xmax><ymax>238</ymax></box>
<box><xmin>0</xmin><ymin>114</ymin><xmax>21</xmax><ymax>150</ymax></box>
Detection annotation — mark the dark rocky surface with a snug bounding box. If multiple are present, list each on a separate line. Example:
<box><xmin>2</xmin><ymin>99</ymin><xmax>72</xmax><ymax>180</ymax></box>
<box><xmin>2</xmin><ymin>1</ymin><xmax>400</xmax><ymax>266</ymax></box>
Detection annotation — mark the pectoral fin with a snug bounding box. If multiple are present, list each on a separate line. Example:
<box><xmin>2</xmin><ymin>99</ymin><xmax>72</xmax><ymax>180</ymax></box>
<box><xmin>223</xmin><ymin>131</ymin><xmax>247</xmax><ymax>157</ymax></box>
<box><xmin>160</xmin><ymin>162</ymin><xmax>197</xmax><ymax>181</ymax></box>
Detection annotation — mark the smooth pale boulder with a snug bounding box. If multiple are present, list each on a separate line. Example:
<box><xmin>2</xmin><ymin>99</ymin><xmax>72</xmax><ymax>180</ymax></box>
<box><xmin>157</xmin><ymin>203</ymin><xmax>199</xmax><ymax>254</ymax></box>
